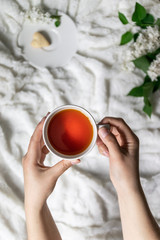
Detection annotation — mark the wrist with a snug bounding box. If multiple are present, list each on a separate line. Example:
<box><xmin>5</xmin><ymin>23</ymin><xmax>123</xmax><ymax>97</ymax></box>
<box><xmin>115</xmin><ymin>180</ymin><xmax>142</xmax><ymax>199</ymax></box>
<box><xmin>25</xmin><ymin>199</ymin><xmax>47</xmax><ymax>215</ymax></box>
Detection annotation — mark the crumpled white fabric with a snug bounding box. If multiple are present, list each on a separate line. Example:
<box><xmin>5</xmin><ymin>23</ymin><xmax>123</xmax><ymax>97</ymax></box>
<box><xmin>0</xmin><ymin>0</ymin><xmax>160</xmax><ymax>239</ymax></box>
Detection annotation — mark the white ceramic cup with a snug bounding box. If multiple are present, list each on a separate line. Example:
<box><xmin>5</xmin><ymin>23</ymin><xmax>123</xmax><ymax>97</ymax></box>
<box><xmin>43</xmin><ymin>105</ymin><xmax>98</xmax><ymax>160</ymax></box>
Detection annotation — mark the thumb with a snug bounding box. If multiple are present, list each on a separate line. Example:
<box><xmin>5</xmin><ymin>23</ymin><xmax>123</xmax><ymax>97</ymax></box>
<box><xmin>98</xmin><ymin>127</ymin><xmax>120</xmax><ymax>156</ymax></box>
<box><xmin>51</xmin><ymin>159</ymin><xmax>80</xmax><ymax>179</ymax></box>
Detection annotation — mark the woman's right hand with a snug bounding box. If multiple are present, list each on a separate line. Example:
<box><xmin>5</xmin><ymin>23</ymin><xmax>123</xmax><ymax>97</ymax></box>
<box><xmin>96</xmin><ymin>117</ymin><xmax>140</xmax><ymax>194</ymax></box>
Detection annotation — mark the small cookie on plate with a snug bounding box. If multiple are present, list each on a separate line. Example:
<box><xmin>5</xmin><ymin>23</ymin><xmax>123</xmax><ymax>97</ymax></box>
<box><xmin>31</xmin><ymin>32</ymin><xmax>50</xmax><ymax>48</ymax></box>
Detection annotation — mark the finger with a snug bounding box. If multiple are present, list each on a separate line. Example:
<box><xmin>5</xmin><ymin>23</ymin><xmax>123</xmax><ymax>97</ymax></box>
<box><xmin>96</xmin><ymin>136</ymin><xmax>109</xmax><ymax>156</ymax></box>
<box><xmin>110</xmin><ymin>125</ymin><xmax>125</xmax><ymax>147</ymax></box>
<box><xmin>40</xmin><ymin>112</ymin><xmax>51</xmax><ymax>148</ymax></box>
<box><xmin>39</xmin><ymin>145</ymin><xmax>50</xmax><ymax>164</ymax></box>
<box><xmin>27</xmin><ymin>112</ymin><xmax>50</xmax><ymax>164</ymax></box>
<box><xmin>100</xmin><ymin>117</ymin><xmax>137</xmax><ymax>142</ymax></box>
<box><xmin>50</xmin><ymin>159</ymin><xmax>81</xmax><ymax>179</ymax></box>
<box><xmin>98</xmin><ymin>120</ymin><xmax>123</xmax><ymax>146</ymax></box>
<box><xmin>40</xmin><ymin>135</ymin><xmax>45</xmax><ymax>148</ymax></box>
<box><xmin>96</xmin><ymin>135</ymin><xmax>103</xmax><ymax>145</ymax></box>
<box><xmin>98</xmin><ymin>127</ymin><xmax>121</xmax><ymax>156</ymax></box>
<box><xmin>31</xmin><ymin>117</ymin><xmax>45</xmax><ymax>144</ymax></box>
<box><xmin>28</xmin><ymin>112</ymin><xmax>50</xmax><ymax>148</ymax></box>
<box><xmin>27</xmin><ymin>117</ymin><xmax>46</xmax><ymax>162</ymax></box>
<box><xmin>42</xmin><ymin>145</ymin><xmax>49</xmax><ymax>154</ymax></box>
<box><xmin>97</xmin><ymin>144</ymin><xmax>109</xmax><ymax>157</ymax></box>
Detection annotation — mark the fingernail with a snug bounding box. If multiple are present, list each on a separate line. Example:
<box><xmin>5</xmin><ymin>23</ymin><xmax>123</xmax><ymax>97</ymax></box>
<box><xmin>46</xmin><ymin>112</ymin><xmax>50</xmax><ymax>117</ymax></box>
<box><xmin>99</xmin><ymin>127</ymin><xmax>109</xmax><ymax>139</ymax></box>
<box><xmin>71</xmin><ymin>159</ymin><xmax>81</xmax><ymax>165</ymax></box>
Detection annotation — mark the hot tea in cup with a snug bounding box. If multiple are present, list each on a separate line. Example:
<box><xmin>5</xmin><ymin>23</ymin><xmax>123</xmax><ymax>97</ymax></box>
<box><xmin>43</xmin><ymin>105</ymin><xmax>97</xmax><ymax>159</ymax></box>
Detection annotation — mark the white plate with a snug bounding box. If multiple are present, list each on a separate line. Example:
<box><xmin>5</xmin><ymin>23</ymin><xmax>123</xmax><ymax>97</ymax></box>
<box><xmin>18</xmin><ymin>12</ymin><xmax>77</xmax><ymax>68</ymax></box>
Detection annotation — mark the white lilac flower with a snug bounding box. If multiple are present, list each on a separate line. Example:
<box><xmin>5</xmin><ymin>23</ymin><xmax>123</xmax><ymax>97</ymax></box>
<box><xmin>122</xmin><ymin>25</ymin><xmax>160</xmax><ymax>72</ymax></box>
<box><xmin>147</xmin><ymin>53</ymin><xmax>160</xmax><ymax>81</ymax></box>
<box><xmin>121</xmin><ymin>47</ymin><xmax>135</xmax><ymax>71</ymax></box>
<box><xmin>23</xmin><ymin>7</ymin><xmax>53</xmax><ymax>25</ymax></box>
<box><xmin>121</xmin><ymin>60</ymin><xmax>135</xmax><ymax>71</ymax></box>
<box><xmin>130</xmin><ymin>26</ymin><xmax>160</xmax><ymax>59</ymax></box>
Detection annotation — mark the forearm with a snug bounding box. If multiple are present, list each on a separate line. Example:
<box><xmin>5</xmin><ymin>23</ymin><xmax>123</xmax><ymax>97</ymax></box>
<box><xmin>117</xmin><ymin>184</ymin><xmax>160</xmax><ymax>240</ymax></box>
<box><xmin>25</xmin><ymin>202</ymin><xmax>62</xmax><ymax>240</ymax></box>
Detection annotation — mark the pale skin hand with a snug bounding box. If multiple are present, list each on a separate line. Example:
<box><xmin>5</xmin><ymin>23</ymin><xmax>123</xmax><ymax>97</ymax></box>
<box><xmin>22</xmin><ymin>115</ymin><xmax>80</xmax><ymax>240</ymax></box>
<box><xmin>97</xmin><ymin>117</ymin><xmax>140</xmax><ymax>193</ymax></box>
<box><xmin>97</xmin><ymin>117</ymin><xmax>160</xmax><ymax>240</ymax></box>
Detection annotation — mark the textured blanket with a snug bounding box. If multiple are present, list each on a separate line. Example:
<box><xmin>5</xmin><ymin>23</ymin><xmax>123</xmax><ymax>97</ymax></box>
<box><xmin>0</xmin><ymin>0</ymin><xmax>160</xmax><ymax>239</ymax></box>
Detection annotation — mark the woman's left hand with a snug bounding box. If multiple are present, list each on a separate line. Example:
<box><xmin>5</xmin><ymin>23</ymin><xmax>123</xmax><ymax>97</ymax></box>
<box><xmin>22</xmin><ymin>115</ymin><xmax>80</xmax><ymax>210</ymax></box>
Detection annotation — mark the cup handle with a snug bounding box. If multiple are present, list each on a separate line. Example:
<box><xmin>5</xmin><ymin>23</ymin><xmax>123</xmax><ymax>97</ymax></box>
<box><xmin>97</xmin><ymin>123</ymin><xmax>110</xmax><ymax>130</ymax></box>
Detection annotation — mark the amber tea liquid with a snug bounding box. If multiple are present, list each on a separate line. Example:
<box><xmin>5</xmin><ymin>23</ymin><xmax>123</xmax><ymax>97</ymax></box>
<box><xmin>47</xmin><ymin>109</ymin><xmax>93</xmax><ymax>155</ymax></box>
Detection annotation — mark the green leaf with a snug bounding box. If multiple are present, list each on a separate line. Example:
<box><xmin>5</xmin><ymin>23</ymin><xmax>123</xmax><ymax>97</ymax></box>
<box><xmin>141</xmin><ymin>13</ymin><xmax>155</xmax><ymax>24</ymax></box>
<box><xmin>50</xmin><ymin>10</ymin><xmax>61</xmax><ymax>27</ymax></box>
<box><xmin>50</xmin><ymin>15</ymin><xmax>61</xmax><ymax>20</ymax></box>
<box><xmin>136</xmin><ymin>22</ymin><xmax>154</xmax><ymax>29</ymax></box>
<box><xmin>147</xmin><ymin>47</ymin><xmax>160</xmax><ymax>61</ymax></box>
<box><xmin>133</xmin><ymin>56</ymin><xmax>151</xmax><ymax>73</ymax></box>
<box><xmin>143</xmin><ymin>97</ymin><xmax>152</xmax><ymax>117</ymax></box>
<box><xmin>55</xmin><ymin>20</ymin><xmax>61</xmax><ymax>27</ymax></box>
<box><xmin>120</xmin><ymin>31</ymin><xmax>133</xmax><ymax>45</ymax></box>
<box><xmin>128</xmin><ymin>85</ymin><xmax>143</xmax><ymax>97</ymax></box>
<box><xmin>135</xmin><ymin>14</ymin><xmax>155</xmax><ymax>28</ymax></box>
<box><xmin>132</xmin><ymin>2</ymin><xmax>146</xmax><ymax>22</ymax></box>
<box><xmin>127</xmin><ymin>75</ymin><xmax>152</xmax><ymax>97</ymax></box>
<box><xmin>155</xmin><ymin>18</ymin><xmax>160</xmax><ymax>26</ymax></box>
<box><xmin>50</xmin><ymin>15</ymin><xmax>57</xmax><ymax>19</ymax></box>
<box><xmin>135</xmin><ymin>22</ymin><xmax>147</xmax><ymax>29</ymax></box>
<box><xmin>142</xmin><ymin>82</ymin><xmax>154</xmax><ymax>97</ymax></box>
<box><xmin>133</xmin><ymin>32</ymin><xmax>139</xmax><ymax>42</ymax></box>
<box><xmin>153</xmin><ymin>77</ymin><xmax>160</xmax><ymax>92</ymax></box>
<box><xmin>118</xmin><ymin>12</ymin><xmax>129</xmax><ymax>24</ymax></box>
<box><xmin>144</xmin><ymin>75</ymin><xmax>152</xmax><ymax>83</ymax></box>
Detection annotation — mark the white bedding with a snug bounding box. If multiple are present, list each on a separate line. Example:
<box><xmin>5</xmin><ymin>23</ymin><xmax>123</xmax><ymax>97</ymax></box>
<box><xmin>0</xmin><ymin>0</ymin><xmax>160</xmax><ymax>239</ymax></box>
